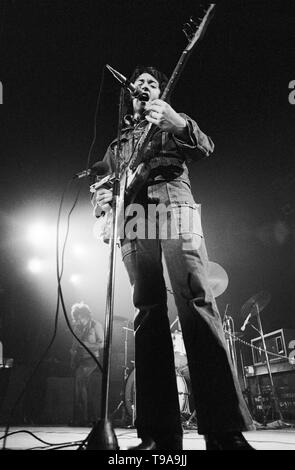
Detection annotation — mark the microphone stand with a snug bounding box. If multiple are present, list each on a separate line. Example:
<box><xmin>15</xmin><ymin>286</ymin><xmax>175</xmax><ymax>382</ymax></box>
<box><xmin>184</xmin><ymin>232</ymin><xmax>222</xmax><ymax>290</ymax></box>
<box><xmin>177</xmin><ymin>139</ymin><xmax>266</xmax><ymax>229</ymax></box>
<box><xmin>111</xmin><ymin>324</ymin><xmax>132</xmax><ymax>426</ymax></box>
<box><xmin>84</xmin><ymin>88</ymin><xmax>125</xmax><ymax>450</ymax></box>
<box><xmin>223</xmin><ymin>306</ymin><xmax>238</xmax><ymax>376</ymax></box>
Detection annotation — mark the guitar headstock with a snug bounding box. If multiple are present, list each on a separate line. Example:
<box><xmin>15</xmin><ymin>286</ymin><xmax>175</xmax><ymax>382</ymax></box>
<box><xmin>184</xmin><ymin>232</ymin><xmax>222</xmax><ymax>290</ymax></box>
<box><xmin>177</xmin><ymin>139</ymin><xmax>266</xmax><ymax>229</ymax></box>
<box><xmin>183</xmin><ymin>3</ymin><xmax>215</xmax><ymax>51</ymax></box>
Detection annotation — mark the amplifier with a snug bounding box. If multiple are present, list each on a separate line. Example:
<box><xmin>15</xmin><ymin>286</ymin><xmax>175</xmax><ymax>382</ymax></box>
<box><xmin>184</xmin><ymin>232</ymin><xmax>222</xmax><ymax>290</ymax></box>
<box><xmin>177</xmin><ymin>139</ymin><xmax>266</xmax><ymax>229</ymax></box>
<box><xmin>251</xmin><ymin>328</ymin><xmax>295</xmax><ymax>366</ymax></box>
<box><xmin>246</xmin><ymin>370</ymin><xmax>295</xmax><ymax>421</ymax></box>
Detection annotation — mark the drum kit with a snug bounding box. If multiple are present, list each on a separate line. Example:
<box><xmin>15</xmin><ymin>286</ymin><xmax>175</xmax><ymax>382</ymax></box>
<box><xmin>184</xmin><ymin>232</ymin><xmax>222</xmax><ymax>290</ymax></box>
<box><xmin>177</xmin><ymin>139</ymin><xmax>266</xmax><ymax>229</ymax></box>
<box><xmin>112</xmin><ymin>261</ymin><xmax>280</xmax><ymax>428</ymax></box>
<box><xmin>123</xmin><ymin>327</ymin><xmax>192</xmax><ymax>424</ymax></box>
<box><xmin>113</xmin><ymin>316</ymin><xmax>193</xmax><ymax>425</ymax></box>
<box><xmin>112</xmin><ymin>261</ymin><xmax>230</xmax><ymax>427</ymax></box>
<box><xmin>169</xmin><ymin>261</ymin><xmax>230</xmax><ymax>425</ymax></box>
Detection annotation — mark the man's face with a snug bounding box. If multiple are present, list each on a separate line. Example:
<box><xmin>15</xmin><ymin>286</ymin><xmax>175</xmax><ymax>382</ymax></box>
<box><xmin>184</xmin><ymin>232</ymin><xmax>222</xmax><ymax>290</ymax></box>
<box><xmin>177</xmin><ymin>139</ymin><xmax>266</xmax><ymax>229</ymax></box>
<box><xmin>132</xmin><ymin>72</ymin><xmax>161</xmax><ymax>115</ymax></box>
<box><xmin>78</xmin><ymin>315</ymin><xmax>89</xmax><ymax>326</ymax></box>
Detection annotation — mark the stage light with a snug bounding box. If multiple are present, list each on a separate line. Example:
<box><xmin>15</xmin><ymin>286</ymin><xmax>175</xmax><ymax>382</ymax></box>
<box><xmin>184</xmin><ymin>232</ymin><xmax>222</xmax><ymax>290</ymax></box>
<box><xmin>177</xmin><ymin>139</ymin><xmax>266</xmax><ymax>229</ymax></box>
<box><xmin>70</xmin><ymin>274</ymin><xmax>82</xmax><ymax>285</ymax></box>
<box><xmin>27</xmin><ymin>258</ymin><xmax>44</xmax><ymax>274</ymax></box>
<box><xmin>26</xmin><ymin>221</ymin><xmax>55</xmax><ymax>247</ymax></box>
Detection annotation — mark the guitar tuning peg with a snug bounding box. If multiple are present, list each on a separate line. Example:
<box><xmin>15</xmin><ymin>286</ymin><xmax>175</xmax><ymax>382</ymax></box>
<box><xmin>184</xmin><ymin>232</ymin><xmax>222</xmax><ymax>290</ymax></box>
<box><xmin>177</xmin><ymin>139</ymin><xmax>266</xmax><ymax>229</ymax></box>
<box><xmin>182</xmin><ymin>28</ymin><xmax>191</xmax><ymax>41</ymax></box>
<box><xmin>199</xmin><ymin>4</ymin><xmax>209</xmax><ymax>14</ymax></box>
<box><xmin>183</xmin><ymin>22</ymin><xmax>191</xmax><ymax>29</ymax></box>
<box><xmin>182</xmin><ymin>23</ymin><xmax>190</xmax><ymax>33</ymax></box>
<box><xmin>189</xmin><ymin>18</ymin><xmax>199</xmax><ymax>30</ymax></box>
<box><xmin>182</xmin><ymin>22</ymin><xmax>193</xmax><ymax>39</ymax></box>
<box><xmin>189</xmin><ymin>17</ymin><xmax>198</xmax><ymax>27</ymax></box>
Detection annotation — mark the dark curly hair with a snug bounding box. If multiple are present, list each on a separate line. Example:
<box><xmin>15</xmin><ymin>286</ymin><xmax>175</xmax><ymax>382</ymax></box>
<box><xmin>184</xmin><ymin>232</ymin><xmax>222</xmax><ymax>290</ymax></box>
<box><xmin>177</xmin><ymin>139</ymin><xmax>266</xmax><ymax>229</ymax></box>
<box><xmin>123</xmin><ymin>65</ymin><xmax>169</xmax><ymax>118</ymax></box>
<box><xmin>71</xmin><ymin>301</ymin><xmax>92</xmax><ymax>324</ymax></box>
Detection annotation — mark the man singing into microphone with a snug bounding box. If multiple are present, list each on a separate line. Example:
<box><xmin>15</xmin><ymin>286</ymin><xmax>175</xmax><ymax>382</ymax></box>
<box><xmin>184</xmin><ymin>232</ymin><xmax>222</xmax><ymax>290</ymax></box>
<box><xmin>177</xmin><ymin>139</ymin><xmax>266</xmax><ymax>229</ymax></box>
<box><xmin>92</xmin><ymin>66</ymin><xmax>255</xmax><ymax>450</ymax></box>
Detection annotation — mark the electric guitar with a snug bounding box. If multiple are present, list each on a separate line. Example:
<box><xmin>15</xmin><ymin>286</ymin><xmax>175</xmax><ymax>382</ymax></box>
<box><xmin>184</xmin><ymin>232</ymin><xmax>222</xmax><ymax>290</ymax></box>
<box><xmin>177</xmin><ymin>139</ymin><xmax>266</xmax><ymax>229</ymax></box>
<box><xmin>91</xmin><ymin>4</ymin><xmax>215</xmax><ymax>243</ymax></box>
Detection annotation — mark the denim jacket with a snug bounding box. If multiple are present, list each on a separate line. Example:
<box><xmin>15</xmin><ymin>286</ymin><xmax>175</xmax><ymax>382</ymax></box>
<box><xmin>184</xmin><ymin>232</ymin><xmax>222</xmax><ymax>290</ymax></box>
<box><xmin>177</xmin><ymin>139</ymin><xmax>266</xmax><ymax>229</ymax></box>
<box><xmin>92</xmin><ymin>113</ymin><xmax>214</xmax><ymax>242</ymax></box>
<box><xmin>102</xmin><ymin>113</ymin><xmax>214</xmax><ymax>186</ymax></box>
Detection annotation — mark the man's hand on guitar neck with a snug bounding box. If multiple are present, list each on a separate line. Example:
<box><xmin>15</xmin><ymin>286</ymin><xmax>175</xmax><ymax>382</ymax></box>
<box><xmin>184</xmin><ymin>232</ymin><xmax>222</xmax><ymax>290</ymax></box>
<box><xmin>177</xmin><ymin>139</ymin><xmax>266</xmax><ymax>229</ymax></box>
<box><xmin>145</xmin><ymin>99</ymin><xmax>188</xmax><ymax>138</ymax></box>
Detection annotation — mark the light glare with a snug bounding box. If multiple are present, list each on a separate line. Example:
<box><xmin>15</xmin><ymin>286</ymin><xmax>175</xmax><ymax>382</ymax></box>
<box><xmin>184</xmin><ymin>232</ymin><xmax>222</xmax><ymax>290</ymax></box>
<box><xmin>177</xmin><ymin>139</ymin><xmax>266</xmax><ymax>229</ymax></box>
<box><xmin>27</xmin><ymin>258</ymin><xmax>43</xmax><ymax>274</ymax></box>
<box><xmin>27</xmin><ymin>222</ymin><xmax>54</xmax><ymax>247</ymax></box>
<box><xmin>70</xmin><ymin>274</ymin><xmax>82</xmax><ymax>285</ymax></box>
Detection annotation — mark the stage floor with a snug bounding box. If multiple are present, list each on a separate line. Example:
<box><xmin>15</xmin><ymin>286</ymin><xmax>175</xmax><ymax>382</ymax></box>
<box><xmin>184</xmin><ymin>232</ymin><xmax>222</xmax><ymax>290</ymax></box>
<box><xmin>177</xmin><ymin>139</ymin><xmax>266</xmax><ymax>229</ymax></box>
<box><xmin>1</xmin><ymin>425</ymin><xmax>295</xmax><ymax>450</ymax></box>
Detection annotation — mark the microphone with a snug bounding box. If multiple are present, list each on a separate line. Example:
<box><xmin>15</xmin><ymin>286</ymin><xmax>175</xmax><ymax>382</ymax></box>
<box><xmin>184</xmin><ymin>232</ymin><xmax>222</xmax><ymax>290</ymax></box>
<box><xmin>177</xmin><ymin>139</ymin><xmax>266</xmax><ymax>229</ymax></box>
<box><xmin>74</xmin><ymin>161</ymin><xmax>110</xmax><ymax>179</ymax></box>
<box><xmin>106</xmin><ymin>64</ymin><xmax>149</xmax><ymax>102</ymax></box>
<box><xmin>241</xmin><ymin>313</ymin><xmax>252</xmax><ymax>332</ymax></box>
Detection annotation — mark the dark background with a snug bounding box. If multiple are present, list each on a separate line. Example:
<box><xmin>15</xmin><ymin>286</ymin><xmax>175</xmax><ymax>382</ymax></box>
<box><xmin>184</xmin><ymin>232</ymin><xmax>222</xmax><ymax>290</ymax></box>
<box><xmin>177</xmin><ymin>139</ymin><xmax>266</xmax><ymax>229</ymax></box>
<box><xmin>0</xmin><ymin>0</ymin><xmax>294</xmax><ymax>420</ymax></box>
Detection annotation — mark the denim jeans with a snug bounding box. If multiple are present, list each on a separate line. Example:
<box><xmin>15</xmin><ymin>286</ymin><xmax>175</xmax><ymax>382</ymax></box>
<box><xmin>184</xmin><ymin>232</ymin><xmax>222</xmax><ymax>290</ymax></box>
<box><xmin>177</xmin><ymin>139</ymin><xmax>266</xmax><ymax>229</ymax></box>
<box><xmin>121</xmin><ymin>181</ymin><xmax>253</xmax><ymax>438</ymax></box>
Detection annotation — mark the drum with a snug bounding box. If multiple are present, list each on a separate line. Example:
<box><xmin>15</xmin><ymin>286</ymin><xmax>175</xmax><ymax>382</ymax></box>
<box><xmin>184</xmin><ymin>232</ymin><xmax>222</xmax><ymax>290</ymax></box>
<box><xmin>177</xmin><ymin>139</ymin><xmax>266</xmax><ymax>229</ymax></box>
<box><xmin>176</xmin><ymin>370</ymin><xmax>190</xmax><ymax>414</ymax></box>
<box><xmin>172</xmin><ymin>330</ymin><xmax>187</xmax><ymax>368</ymax></box>
<box><xmin>124</xmin><ymin>369</ymin><xmax>190</xmax><ymax>417</ymax></box>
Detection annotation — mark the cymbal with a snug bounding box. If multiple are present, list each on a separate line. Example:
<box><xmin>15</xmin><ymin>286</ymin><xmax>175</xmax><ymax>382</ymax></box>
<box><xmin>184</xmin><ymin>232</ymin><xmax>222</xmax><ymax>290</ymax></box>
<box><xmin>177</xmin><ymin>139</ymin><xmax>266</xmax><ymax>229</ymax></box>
<box><xmin>208</xmin><ymin>261</ymin><xmax>229</xmax><ymax>298</ymax></box>
<box><xmin>241</xmin><ymin>291</ymin><xmax>271</xmax><ymax>318</ymax></box>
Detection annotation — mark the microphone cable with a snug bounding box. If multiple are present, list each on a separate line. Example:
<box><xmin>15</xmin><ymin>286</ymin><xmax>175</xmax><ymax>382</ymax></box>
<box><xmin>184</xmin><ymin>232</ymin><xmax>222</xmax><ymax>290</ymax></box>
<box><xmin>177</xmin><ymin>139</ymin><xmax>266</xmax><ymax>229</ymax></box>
<box><xmin>1</xmin><ymin>65</ymin><xmax>107</xmax><ymax>450</ymax></box>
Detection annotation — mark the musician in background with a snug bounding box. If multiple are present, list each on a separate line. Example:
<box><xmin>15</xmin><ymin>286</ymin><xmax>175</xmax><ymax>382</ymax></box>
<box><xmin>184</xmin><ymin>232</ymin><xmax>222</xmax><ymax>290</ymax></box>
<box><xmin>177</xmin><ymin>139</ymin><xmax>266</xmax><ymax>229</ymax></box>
<box><xmin>70</xmin><ymin>301</ymin><xmax>104</xmax><ymax>426</ymax></box>
<box><xmin>92</xmin><ymin>66</ymin><xmax>255</xmax><ymax>450</ymax></box>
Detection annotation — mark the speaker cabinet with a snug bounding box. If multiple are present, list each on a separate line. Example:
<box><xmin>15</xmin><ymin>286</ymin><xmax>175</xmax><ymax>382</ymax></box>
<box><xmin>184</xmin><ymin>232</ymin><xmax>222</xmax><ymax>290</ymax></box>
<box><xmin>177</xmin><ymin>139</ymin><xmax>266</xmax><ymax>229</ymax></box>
<box><xmin>251</xmin><ymin>329</ymin><xmax>295</xmax><ymax>365</ymax></box>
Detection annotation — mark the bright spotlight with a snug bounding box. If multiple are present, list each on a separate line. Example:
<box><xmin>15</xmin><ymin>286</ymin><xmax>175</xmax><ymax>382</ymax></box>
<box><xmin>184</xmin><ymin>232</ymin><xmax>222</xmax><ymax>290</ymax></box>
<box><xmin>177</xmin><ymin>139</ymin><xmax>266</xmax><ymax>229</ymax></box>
<box><xmin>70</xmin><ymin>274</ymin><xmax>82</xmax><ymax>285</ymax></box>
<box><xmin>27</xmin><ymin>258</ymin><xmax>43</xmax><ymax>274</ymax></box>
<box><xmin>27</xmin><ymin>222</ymin><xmax>47</xmax><ymax>244</ymax></box>
<box><xmin>26</xmin><ymin>222</ymin><xmax>55</xmax><ymax>247</ymax></box>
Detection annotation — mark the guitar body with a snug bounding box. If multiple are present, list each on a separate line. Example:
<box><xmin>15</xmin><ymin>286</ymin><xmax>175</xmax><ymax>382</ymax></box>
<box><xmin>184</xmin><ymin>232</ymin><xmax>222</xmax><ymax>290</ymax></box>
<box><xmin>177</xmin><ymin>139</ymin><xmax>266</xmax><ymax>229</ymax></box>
<box><xmin>125</xmin><ymin>161</ymin><xmax>151</xmax><ymax>199</ymax></box>
<box><xmin>93</xmin><ymin>210</ymin><xmax>114</xmax><ymax>244</ymax></box>
<box><xmin>91</xmin><ymin>161</ymin><xmax>152</xmax><ymax>243</ymax></box>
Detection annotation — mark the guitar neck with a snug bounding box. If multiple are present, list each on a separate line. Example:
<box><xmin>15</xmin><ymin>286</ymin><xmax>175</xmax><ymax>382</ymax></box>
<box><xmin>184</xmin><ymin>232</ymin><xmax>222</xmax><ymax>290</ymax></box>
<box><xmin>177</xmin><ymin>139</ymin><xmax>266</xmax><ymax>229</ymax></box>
<box><xmin>127</xmin><ymin>4</ymin><xmax>215</xmax><ymax>173</ymax></box>
<box><xmin>129</xmin><ymin>122</ymin><xmax>156</xmax><ymax>171</ymax></box>
<box><xmin>161</xmin><ymin>50</ymin><xmax>190</xmax><ymax>102</ymax></box>
<box><xmin>129</xmin><ymin>49</ymin><xmax>192</xmax><ymax>172</ymax></box>
<box><xmin>162</xmin><ymin>4</ymin><xmax>216</xmax><ymax>101</ymax></box>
